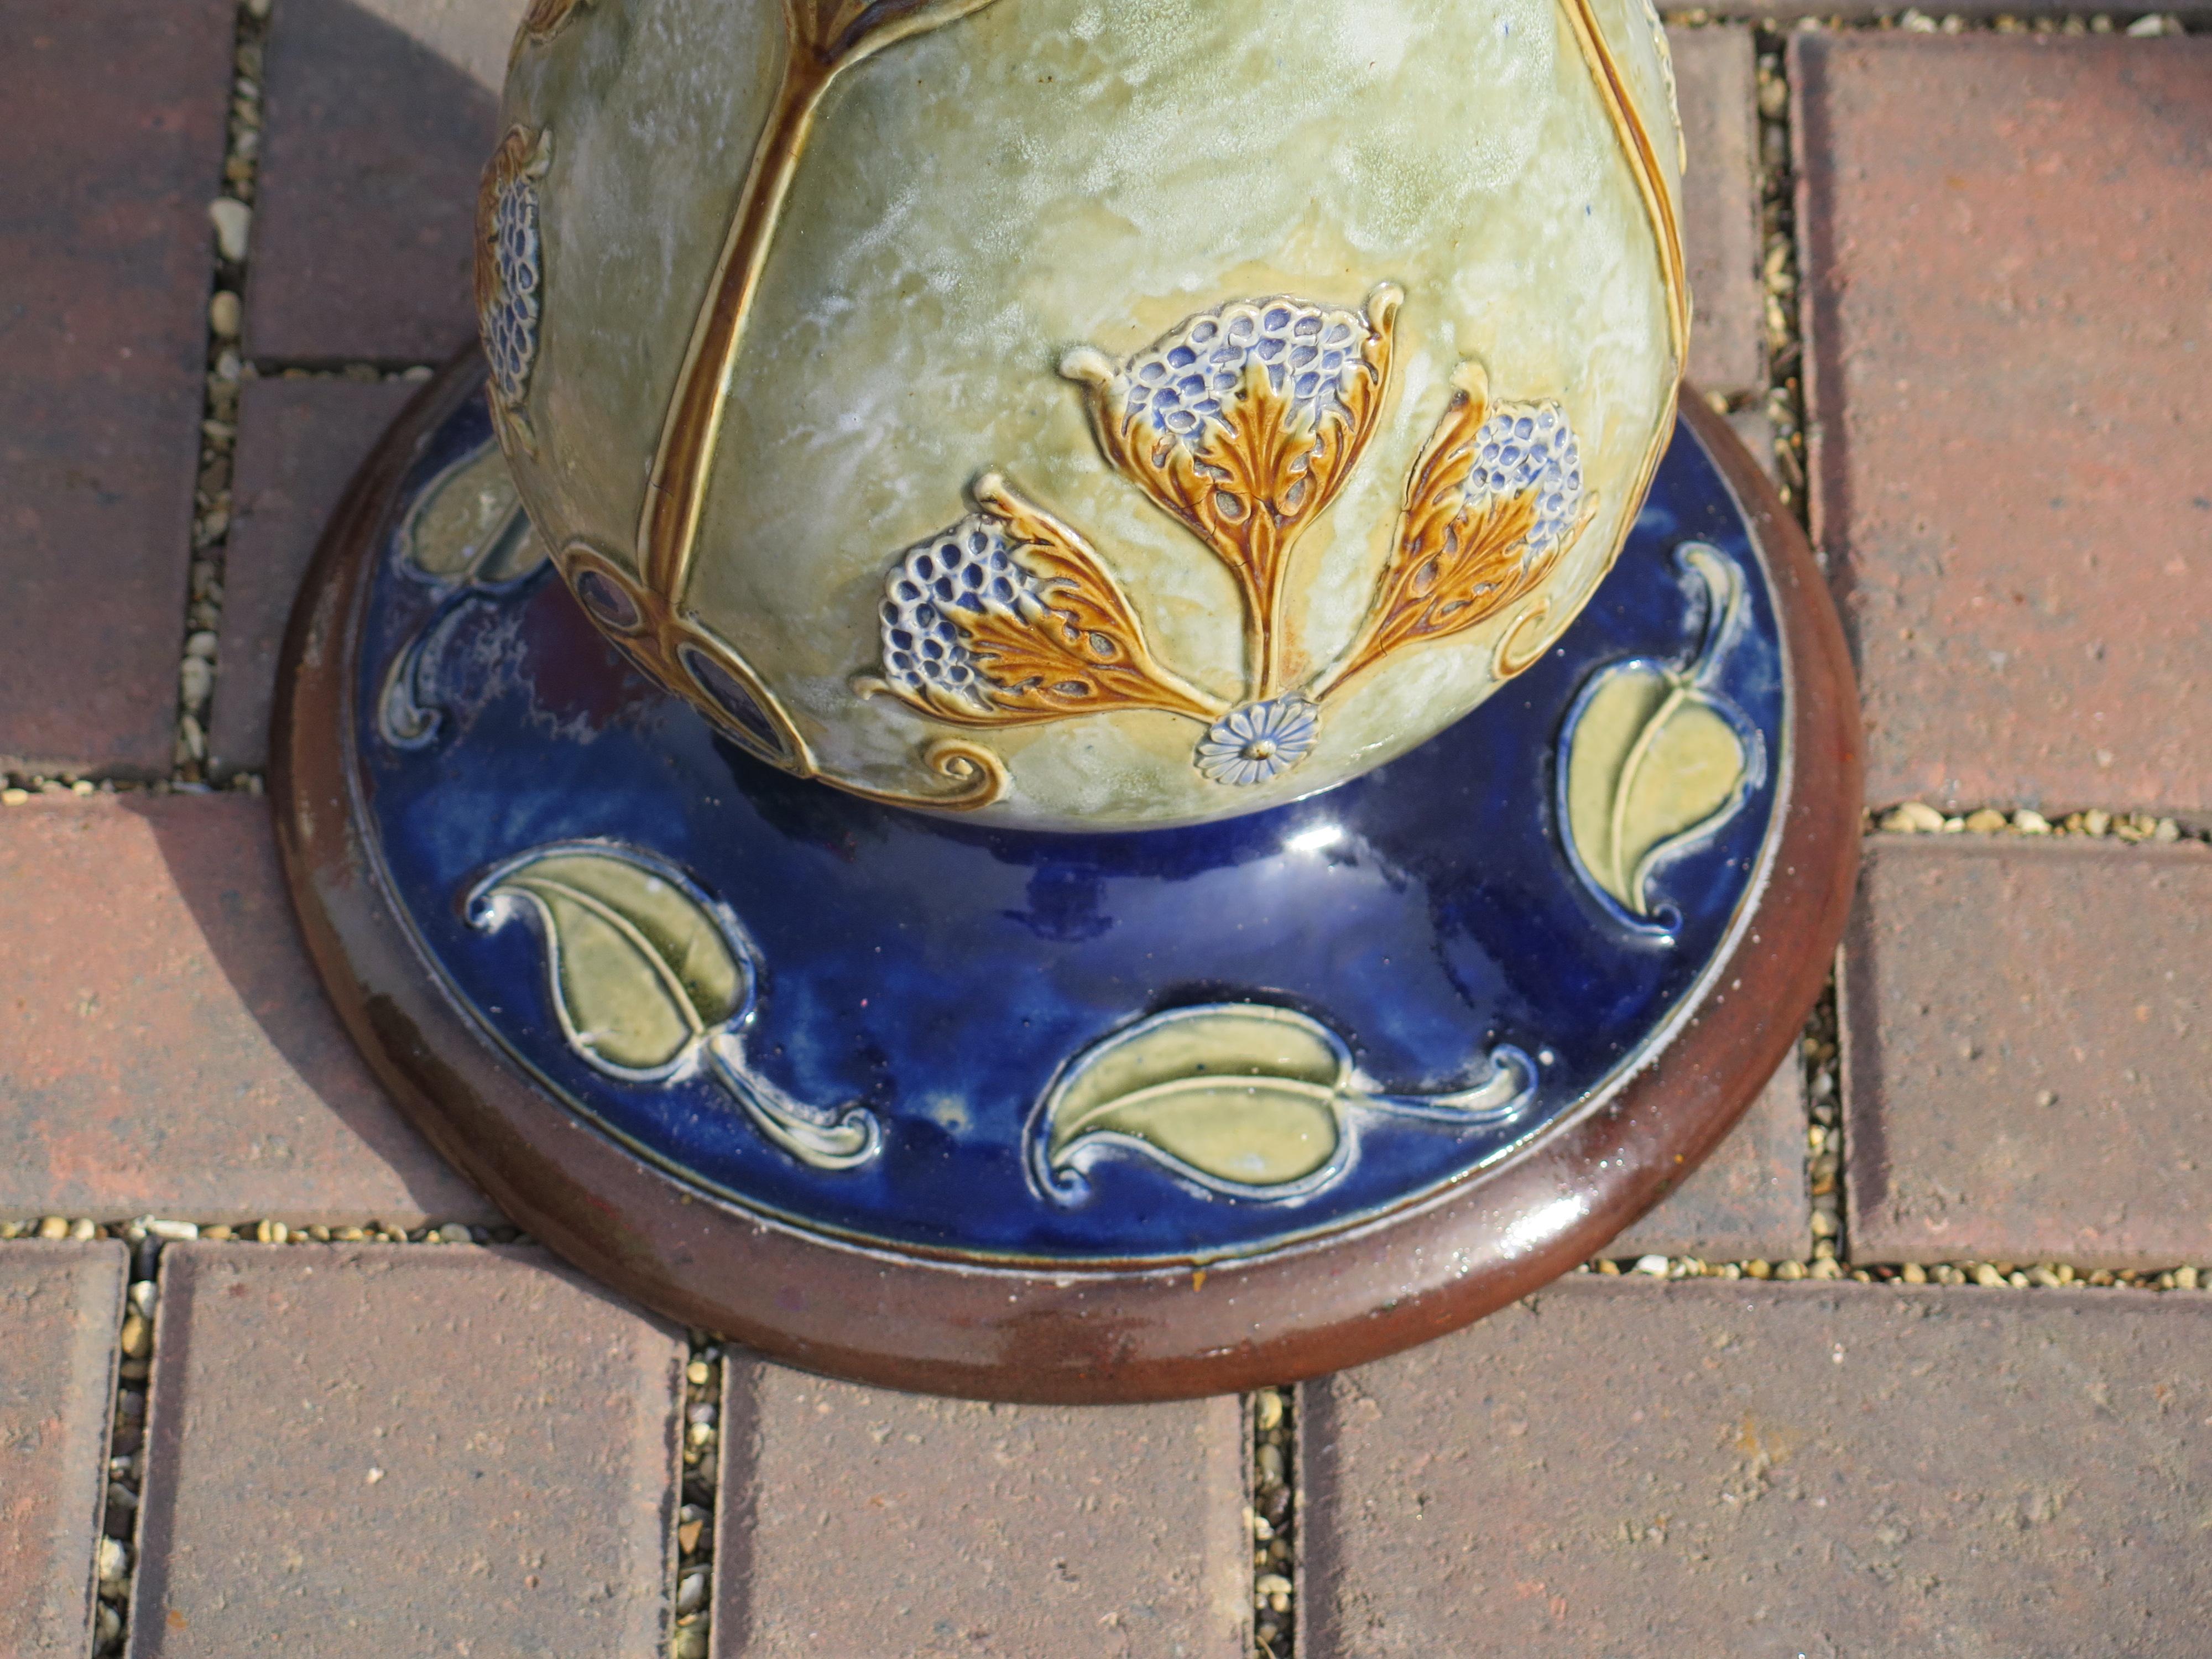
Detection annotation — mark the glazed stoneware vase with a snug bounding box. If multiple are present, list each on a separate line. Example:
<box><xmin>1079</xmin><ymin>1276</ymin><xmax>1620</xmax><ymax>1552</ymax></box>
<box><xmin>274</xmin><ymin>0</ymin><xmax>1860</xmax><ymax>1402</ymax></box>
<box><xmin>482</xmin><ymin>0</ymin><xmax>1691</xmax><ymax>828</ymax></box>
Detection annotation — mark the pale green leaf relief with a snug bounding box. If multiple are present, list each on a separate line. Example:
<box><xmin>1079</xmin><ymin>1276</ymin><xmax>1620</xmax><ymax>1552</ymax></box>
<box><xmin>1565</xmin><ymin>671</ymin><xmax>1747</xmax><ymax>915</ymax></box>
<box><xmin>399</xmin><ymin>439</ymin><xmax>545</xmax><ymax>586</ymax></box>
<box><xmin>466</xmin><ymin>843</ymin><xmax>880</xmax><ymax>1171</ymax></box>
<box><xmin>1561</xmin><ymin>543</ymin><xmax>1758</xmax><ymax>930</ymax></box>
<box><xmin>1041</xmin><ymin>1005</ymin><xmax>1353</xmax><ymax>1197</ymax></box>
<box><xmin>482</xmin><ymin>848</ymin><xmax>743</xmax><ymax>1078</ymax></box>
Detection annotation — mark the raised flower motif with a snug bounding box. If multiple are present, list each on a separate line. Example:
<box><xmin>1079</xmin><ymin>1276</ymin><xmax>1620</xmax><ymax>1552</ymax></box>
<box><xmin>1319</xmin><ymin>363</ymin><xmax>1595</xmax><ymax>698</ymax></box>
<box><xmin>860</xmin><ymin>294</ymin><xmax>1599</xmax><ymax>800</ymax></box>
<box><xmin>1194</xmin><ymin>696</ymin><xmax>1319</xmax><ymax>787</ymax></box>
<box><xmin>875</xmin><ymin>512</ymin><xmax>1045</xmax><ymax>714</ymax></box>
<box><xmin>1464</xmin><ymin>402</ymin><xmax>1586</xmax><ymax>558</ymax></box>
<box><xmin>1062</xmin><ymin>288</ymin><xmax>1400</xmax><ymax>700</ymax></box>
<box><xmin>860</xmin><ymin>474</ymin><xmax>1225</xmax><ymax>729</ymax></box>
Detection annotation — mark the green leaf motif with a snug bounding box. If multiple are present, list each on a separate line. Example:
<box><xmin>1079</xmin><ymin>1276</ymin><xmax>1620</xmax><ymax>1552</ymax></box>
<box><xmin>476</xmin><ymin>847</ymin><xmax>745</xmax><ymax>1079</ymax></box>
<box><xmin>380</xmin><ymin>435</ymin><xmax>550</xmax><ymax>750</ymax></box>
<box><xmin>1561</xmin><ymin>544</ymin><xmax>1757</xmax><ymax>930</ymax></box>
<box><xmin>467</xmin><ymin>843</ymin><xmax>881</xmax><ymax>1171</ymax></box>
<box><xmin>399</xmin><ymin>437</ymin><xmax>546</xmax><ymax>587</ymax></box>
<box><xmin>1564</xmin><ymin>671</ymin><xmax>1747</xmax><ymax>915</ymax></box>
<box><xmin>1040</xmin><ymin>1005</ymin><xmax>1354</xmax><ymax>1197</ymax></box>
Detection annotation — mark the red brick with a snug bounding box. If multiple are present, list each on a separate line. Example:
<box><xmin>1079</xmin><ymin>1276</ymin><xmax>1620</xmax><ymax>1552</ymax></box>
<box><xmin>209</xmin><ymin>378</ymin><xmax>418</xmax><ymax>776</ymax></box>
<box><xmin>1614</xmin><ymin>1062</ymin><xmax>1807</xmax><ymax>1264</ymax></box>
<box><xmin>714</xmin><ymin>1359</ymin><xmax>1249</xmax><ymax>1657</ymax></box>
<box><xmin>1841</xmin><ymin>836</ymin><xmax>2212</xmax><ymax>1269</ymax></box>
<box><xmin>1301</xmin><ymin>1276</ymin><xmax>2212</xmax><ymax>1657</ymax></box>
<box><xmin>1797</xmin><ymin>37</ymin><xmax>2212</xmax><ymax>817</ymax></box>
<box><xmin>1672</xmin><ymin>26</ymin><xmax>1766</xmax><ymax>398</ymax></box>
<box><xmin>130</xmin><ymin>1244</ymin><xmax>683</xmax><ymax>1657</ymax></box>
<box><xmin>0</xmin><ymin>1241</ymin><xmax>127</xmax><ymax>1657</ymax></box>
<box><xmin>248</xmin><ymin>0</ymin><xmax>519</xmax><ymax>364</ymax></box>
<box><xmin>0</xmin><ymin>795</ymin><xmax>495</xmax><ymax>1227</ymax></box>
<box><xmin>0</xmin><ymin>1</ymin><xmax>235</xmax><ymax>775</ymax></box>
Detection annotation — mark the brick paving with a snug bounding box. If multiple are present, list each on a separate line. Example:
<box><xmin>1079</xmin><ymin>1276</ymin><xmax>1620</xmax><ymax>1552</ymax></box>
<box><xmin>1301</xmin><ymin>1277</ymin><xmax>2212</xmax><ymax>1657</ymax></box>
<box><xmin>1843</xmin><ymin>836</ymin><xmax>2212</xmax><ymax>1270</ymax></box>
<box><xmin>129</xmin><ymin>1244</ymin><xmax>684</xmax><ymax>1657</ymax></box>
<box><xmin>1673</xmin><ymin>27</ymin><xmax>1766</xmax><ymax>401</ymax></box>
<box><xmin>0</xmin><ymin>794</ymin><xmax>497</xmax><ymax>1227</ymax></box>
<box><xmin>1798</xmin><ymin>35</ymin><xmax>2212</xmax><ymax>818</ymax></box>
<box><xmin>1615</xmin><ymin>1063</ymin><xmax>1809</xmax><ymax>1266</ymax></box>
<box><xmin>208</xmin><ymin>377</ymin><xmax>419</xmax><ymax>775</ymax></box>
<box><xmin>0</xmin><ymin>1241</ymin><xmax>128</xmax><ymax>1657</ymax></box>
<box><xmin>715</xmin><ymin>1361</ymin><xmax>1249</xmax><ymax>1658</ymax></box>
<box><xmin>4</xmin><ymin>10</ymin><xmax>2210</xmax><ymax>1658</ymax></box>
<box><xmin>0</xmin><ymin>0</ymin><xmax>237</xmax><ymax>776</ymax></box>
<box><xmin>247</xmin><ymin>0</ymin><xmax>515</xmax><ymax>364</ymax></box>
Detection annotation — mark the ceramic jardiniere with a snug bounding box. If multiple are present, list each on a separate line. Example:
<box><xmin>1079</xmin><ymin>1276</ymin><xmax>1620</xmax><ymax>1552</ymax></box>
<box><xmin>481</xmin><ymin>0</ymin><xmax>1688</xmax><ymax>830</ymax></box>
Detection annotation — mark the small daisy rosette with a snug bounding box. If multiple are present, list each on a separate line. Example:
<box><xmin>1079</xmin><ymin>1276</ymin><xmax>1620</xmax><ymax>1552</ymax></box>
<box><xmin>1195</xmin><ymin>696</ymin><xmax>1320</xmax><ymax>787</ymax></box>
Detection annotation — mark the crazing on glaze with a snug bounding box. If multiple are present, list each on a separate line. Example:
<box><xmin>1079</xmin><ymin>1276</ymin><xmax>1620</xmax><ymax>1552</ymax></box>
<box><xmin>486</xmin><ymin>0</ymin><xmax>1690</xmax><ymax>826</ymax></box>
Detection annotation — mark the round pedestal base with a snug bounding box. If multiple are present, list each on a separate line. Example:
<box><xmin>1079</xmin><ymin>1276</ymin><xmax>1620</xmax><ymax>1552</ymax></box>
<box><xmin>274</xmin><ymin>356</ymin><xmax>1859</xmax><ymax>1402</ymax></box>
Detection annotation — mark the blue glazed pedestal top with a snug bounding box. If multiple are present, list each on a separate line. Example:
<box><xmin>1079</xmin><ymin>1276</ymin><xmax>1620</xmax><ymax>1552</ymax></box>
<box><xmin>352</xmin><ymin>393</ymin><xmax>1786</xmax><ymax>1269</ymax></box>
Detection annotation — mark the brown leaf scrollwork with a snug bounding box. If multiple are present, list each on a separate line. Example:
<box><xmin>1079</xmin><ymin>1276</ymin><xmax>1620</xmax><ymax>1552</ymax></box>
<box><xmin>1061</xmin><ymin>288</ymin><xmax>1400</xmax><ymax>701</ymax></box>
<box><xmin>859</xmin><ymin>290</ymin><xmax>1600</xmax><ymax>800</ymax></box>
<box><xmin>518</xmin><ymin>0</ymin><xmax>595</xmax><ymax>46</ymax></box>
<box><xmin>785</xmin><ymin>0</ymin><xmax>1007</xmax><ymax>67</ymax></box>
<box><xmin>1317</xmin><ymin>362</ymin><xmax>1596</xmax><ymax>699</ymax></box>
<box><xmin>857</xmin><ymin>474</ymin><xmax>1227</xmax><ymax>730</ymax></box>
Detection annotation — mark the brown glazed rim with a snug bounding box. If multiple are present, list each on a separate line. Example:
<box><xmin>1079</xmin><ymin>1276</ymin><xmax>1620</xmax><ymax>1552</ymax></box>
<box><xmin>273</xmin><ymin>353</ymin><xmax>1862</xmax><ymax>1405</ymax></box>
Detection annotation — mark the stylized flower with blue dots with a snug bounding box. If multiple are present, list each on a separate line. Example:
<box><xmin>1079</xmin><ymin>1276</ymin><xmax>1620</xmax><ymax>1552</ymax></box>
<box><xmin>863</xmin><ymin>290</ymin><xmax>1597</xmax><ymax>799</ymax></box>
<box><xmin>1058</xmin><ymin>288</ymin><xmax>1402</xmax><ymax>709</ymax></box>
<box><xmin>1463</xmin><ymin>401</ymin><xmax>1585</xmax><ymax>561</ymax></box>
<box><xmin>1105</xmin><ymin>298</ymin><xmax>1376</xmax><ymax>452</ymax></box>
<box><xmin>1316</xmin><ymin>367</ymin><xmax>1597</xmax><ymax>700</ymax></box>
<box><xmin>878</xmin><ymin>513</ymin><xmax>1047</xmax><ymax>713</ymax></box>
<box><xmin>476</xmin><ymin>128</ymin><xmax>551</xmax><ymax>433</ymax></box>
<box><xmin>1194</xmin><ymin>696</ymin><xmax>1320</xmax><ymax>787</ymax></box>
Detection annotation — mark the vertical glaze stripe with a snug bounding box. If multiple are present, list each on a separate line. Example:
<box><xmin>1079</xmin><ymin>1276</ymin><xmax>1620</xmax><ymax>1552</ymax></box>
<box><xmin>1503</xmin><ymin>0</ymin><xmax>1691</xmax><ymax>674</ymax></box>
<box><xmin>637</xmin><ymin>1</ymin><xmax>1009</xmax><ymax>602</ymax></box>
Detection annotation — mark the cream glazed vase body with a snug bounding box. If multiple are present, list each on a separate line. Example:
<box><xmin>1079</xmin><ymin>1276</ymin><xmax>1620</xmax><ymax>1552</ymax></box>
<box><xmin>479</xmin><ymin>0</ymin><xmax>1688</xmax><ymax>831</ymax></box>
